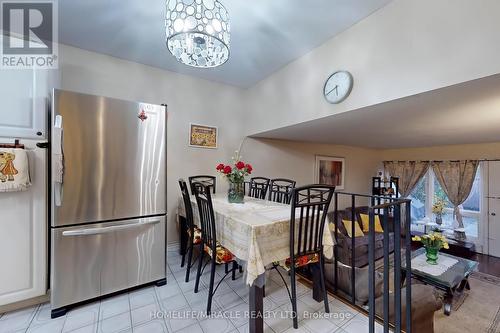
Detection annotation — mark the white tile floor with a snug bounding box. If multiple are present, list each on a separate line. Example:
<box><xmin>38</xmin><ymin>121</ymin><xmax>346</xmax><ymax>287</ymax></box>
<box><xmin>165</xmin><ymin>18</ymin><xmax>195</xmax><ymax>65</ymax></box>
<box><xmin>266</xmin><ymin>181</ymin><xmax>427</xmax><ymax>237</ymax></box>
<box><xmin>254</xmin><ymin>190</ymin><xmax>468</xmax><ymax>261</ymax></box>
<box><xmin>0</xmin><ymin>251</ymin><xmax>378</xmax><ymax>333</ymax></box>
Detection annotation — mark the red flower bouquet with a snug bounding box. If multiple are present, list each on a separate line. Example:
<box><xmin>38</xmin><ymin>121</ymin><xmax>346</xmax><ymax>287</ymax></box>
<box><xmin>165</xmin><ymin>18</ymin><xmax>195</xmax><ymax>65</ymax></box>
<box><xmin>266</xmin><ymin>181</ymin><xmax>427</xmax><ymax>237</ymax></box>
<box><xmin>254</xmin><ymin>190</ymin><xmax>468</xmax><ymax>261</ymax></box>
<box><xmin>216</xmin><ymin>152</ymin><xmax>253</xmax><ymax>203</ymax></box>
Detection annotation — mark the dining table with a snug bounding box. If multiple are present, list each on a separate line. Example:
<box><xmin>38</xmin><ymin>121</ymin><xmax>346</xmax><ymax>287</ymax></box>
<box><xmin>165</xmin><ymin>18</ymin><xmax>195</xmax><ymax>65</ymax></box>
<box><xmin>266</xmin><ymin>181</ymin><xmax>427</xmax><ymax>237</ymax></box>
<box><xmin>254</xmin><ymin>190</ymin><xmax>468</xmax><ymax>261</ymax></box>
<box><xmin>177</xmin><ymin>193</ymin><xmax>335</xmax><ymax>333</ymax></box>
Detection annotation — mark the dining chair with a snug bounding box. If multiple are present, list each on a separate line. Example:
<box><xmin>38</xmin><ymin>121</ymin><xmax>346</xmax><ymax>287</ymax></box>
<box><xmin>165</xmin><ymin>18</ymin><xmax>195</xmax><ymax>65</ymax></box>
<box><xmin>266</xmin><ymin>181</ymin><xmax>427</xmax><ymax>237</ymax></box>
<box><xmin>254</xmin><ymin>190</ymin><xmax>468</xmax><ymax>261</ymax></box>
<box><xmin>268</xmin><ymin>178</ymin><xmax>296</xmax><ymax>204</ymax></box>
<box><xmin>178</xmin><ymin>179</ymin><xmax>202</xmax><ymax>282</ymax></box>
<box><xmin>188</xmin><ymin>175</ymin><xmax>216</xmax><ymax>194</ymax></box>
<box><xmin>192</xmin><ymin>182</ymin><xmax>241</xmax><ymax>314</ymax></box>
<box><xmin>248</xmin><ymin>177</ymin><xmax>270</xmax><ymax>199</ymax></box>
<box><xmin>272</xmin><ymin>184</ymin><xmax>335</xmax><ymax>329</ymax></box>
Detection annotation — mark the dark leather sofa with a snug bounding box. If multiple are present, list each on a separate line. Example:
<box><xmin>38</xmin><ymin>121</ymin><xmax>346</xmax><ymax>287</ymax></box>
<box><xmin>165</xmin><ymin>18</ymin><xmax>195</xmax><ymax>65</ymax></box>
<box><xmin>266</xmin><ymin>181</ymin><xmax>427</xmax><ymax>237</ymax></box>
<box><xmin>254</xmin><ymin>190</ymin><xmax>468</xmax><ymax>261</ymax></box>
<box><xmin>327</xmin><ymin>206</ymin><xmax>395</xmax><ymax>267</ymax></box>
<box><xmin>324</xmin><ymin>254</ymin><xmax>442</xmax><ymax>333</ymax></box>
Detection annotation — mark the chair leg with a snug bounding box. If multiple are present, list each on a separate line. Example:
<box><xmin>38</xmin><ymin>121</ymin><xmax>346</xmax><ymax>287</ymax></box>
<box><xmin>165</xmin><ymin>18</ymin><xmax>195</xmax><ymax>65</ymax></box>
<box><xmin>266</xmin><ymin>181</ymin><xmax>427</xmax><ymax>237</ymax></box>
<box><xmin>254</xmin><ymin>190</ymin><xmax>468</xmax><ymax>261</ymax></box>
<box><xmin>194</xmin><ymin>244</ymin><xmax>204</xmax><ymax>293</ymax></box>
<box><xmin>290</xmin><ymin>265</ymin><xmax>298</xmax><ymax>329</ymax></box>
<box><xmin>225</xmin><ymin>262</ymin><xmax>229</xmax><ymax>274</ymax></box>
<box><xmin>185</xmin><ymin>242</ymin><xmax>194</xmax><ymax>282</ymax></box>
<box><xmin>239</xmin><ymin>265</ymin><xmax>243</xmax><ymax>273</ymax></box>
<box><xmin>207</xmin><ymin>258</ymin><xmax>217</xmax><ymax>314</ymax></box>
<box><xmin>232</xmin><ymin>261</ymin><xmax>237</xmax><ymax>280</ymax></box>
<box><xmin>181</xmin><ymin>243</ymin><xmax>187</xmax><ymax>268</ymax></box>
<box><xmin>319</xmin><ymin>255</ymin><xmax>330</xmax><ymax>313</ymax></box>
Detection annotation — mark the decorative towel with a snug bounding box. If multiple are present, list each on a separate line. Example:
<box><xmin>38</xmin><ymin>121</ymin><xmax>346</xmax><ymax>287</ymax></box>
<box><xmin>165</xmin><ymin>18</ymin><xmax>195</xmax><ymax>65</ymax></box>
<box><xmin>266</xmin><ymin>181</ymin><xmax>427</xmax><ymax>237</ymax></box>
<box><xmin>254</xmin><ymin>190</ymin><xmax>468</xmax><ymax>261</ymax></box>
<box><xmin>412</xmin><ymin>253</ymin><xmax>458</xmax><ymax>276</ymax></box>
<box><xmin>0</xmin><ymin>148</ymin><xmax>31</xmax><ymax>192</ymax></box>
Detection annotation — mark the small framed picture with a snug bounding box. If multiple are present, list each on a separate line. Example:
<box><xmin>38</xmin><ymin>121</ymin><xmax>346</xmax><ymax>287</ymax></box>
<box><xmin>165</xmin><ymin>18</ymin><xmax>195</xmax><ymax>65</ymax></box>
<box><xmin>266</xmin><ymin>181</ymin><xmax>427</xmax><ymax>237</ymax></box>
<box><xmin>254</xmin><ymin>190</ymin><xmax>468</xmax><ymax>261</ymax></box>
<box><xmin>315</xmin><ymin>155</ymin><xmax>345</xmax><ymax>190</ymax></box>
<box><xmin>189</xmin><ymin>123</ymin><xmax>218</xmax><ymax>149</ymax></box>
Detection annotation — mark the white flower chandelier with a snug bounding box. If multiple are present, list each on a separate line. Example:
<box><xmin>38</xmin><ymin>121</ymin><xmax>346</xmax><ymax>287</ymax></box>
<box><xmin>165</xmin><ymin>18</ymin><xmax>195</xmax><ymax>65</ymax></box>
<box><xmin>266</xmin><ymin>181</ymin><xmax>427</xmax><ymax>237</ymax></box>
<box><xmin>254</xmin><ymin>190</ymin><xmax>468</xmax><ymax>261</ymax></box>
<box><xmin>165</xmin><ymin>0</ymin><xmax>230</xmax><ymax>68</ymax></box>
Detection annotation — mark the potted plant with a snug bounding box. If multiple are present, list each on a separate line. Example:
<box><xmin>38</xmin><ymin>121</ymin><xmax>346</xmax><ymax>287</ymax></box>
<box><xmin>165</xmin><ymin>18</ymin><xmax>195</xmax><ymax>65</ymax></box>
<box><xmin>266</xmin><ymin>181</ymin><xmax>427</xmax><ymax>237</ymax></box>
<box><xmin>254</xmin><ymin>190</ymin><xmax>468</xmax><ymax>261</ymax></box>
<box><xmin>412</xmin><ymin>232</ymin><xmax>449</xmax><ymax>265</ymax></box>
<box><xmin>432</xmin><ymin>197</ymin><xmax>446</xmax><ymax>226</ymax></box>
<box><xmin>216</xmin><ymin>152</ymin><xmax>253</xmax><ymax>204</ymax></box>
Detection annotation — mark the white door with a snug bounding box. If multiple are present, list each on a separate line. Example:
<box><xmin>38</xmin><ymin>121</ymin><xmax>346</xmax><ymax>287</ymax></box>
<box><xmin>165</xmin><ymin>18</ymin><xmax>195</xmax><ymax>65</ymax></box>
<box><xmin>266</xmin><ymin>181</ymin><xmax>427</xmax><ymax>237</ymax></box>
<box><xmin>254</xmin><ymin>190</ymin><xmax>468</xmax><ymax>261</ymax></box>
<box><xmin>0</xmin><ymin>139</ymin><xmax>47</xmax><ymax>306</ymax></box>
<box><xmin>488</xmin><ymin>161</ymin><xmax>500</xmax><ymax>258</ymax></box>
<box><xmin>489</xmin><ymin>161</ymin><xmax>500</xmax><ymax>198</ymax></box>
<box><xmin>488</xmin><ymin>198</ymin><xmax>500</xmax><ymax>258</ymax></box>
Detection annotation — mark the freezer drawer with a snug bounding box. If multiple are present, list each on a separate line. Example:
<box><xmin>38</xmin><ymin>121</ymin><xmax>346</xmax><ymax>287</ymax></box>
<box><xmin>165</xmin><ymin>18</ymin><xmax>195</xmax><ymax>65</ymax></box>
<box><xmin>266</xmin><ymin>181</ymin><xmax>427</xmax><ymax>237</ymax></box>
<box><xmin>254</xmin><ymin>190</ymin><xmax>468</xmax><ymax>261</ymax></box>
<box><xmin>50</xmin><ymin>216</ymin><xmax>165</xmax><ymax>310</ymax></box>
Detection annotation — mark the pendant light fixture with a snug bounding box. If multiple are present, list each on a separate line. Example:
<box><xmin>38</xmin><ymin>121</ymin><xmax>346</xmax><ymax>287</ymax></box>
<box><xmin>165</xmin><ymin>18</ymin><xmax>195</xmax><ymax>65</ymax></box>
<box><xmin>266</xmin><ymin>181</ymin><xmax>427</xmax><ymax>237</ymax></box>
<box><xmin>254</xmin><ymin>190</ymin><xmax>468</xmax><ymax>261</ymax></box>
<box><xmin>165</xmin><ymin>0</ymin><xmax>230</xmax><ymax>68</ymax></box>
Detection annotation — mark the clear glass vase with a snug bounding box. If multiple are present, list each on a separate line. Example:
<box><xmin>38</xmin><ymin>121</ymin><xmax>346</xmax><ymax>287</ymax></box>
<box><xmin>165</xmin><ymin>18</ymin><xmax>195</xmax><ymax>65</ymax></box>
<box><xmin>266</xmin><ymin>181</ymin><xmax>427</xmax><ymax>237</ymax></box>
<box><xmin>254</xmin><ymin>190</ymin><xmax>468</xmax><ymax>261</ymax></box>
<box><xmin>228</xmin><ymin>181</ymin><xmax>245</xmax><ymax>204</ymax></box>
<box><xmin>425</xmin><ymin>246</ymin><xmax>439</xmax><ymax>265</ymax></box>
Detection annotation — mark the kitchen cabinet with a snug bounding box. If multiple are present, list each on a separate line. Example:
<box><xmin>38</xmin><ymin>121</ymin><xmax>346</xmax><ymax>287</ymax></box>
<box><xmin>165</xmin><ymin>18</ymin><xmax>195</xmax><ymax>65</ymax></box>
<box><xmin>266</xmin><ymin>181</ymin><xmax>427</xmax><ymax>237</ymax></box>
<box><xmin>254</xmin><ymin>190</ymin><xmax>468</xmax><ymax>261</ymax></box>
<box><xmin>0</xmin><ymin>139</ymin><xmax>47</xmax><ymax>306</ymax></box>
<box><xmin>0</xmin><ymin>62</ymin><xmax>57</xmax><ymax>307</ymax></box>
<box><xmin>0</xmin><ymin>68</ymin><xmax>50</xmax><ymax>140</ymax></box>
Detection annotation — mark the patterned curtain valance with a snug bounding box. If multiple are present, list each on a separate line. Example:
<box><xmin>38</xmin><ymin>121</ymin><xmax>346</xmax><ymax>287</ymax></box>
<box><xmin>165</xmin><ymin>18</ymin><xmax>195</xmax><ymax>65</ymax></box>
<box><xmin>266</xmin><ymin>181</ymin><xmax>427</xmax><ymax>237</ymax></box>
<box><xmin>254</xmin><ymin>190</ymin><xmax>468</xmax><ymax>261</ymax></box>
<box><xmin>383</xmin><ymin>161</ymin><xmax>430</xmax><ymax>197</ymax></box>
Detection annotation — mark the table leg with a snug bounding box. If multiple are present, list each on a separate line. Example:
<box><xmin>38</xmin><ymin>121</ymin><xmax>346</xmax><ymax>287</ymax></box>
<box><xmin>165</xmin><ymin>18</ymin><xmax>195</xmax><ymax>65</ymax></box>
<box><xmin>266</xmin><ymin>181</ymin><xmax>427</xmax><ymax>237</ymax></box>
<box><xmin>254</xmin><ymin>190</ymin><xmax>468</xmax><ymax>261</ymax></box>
<box><xmin>443</xmin><ymin>292</ymin><xmax>453</xmax><ymax>316</ymax></box>
<box><xmin>311</xmin><ymin>263</ymin><xmax>324</xmax><ymax>302</ymax></box>
<box><xmin>249</xmin><ymin>284</ymin><xmax>264</xmax><ymax>333</ymax></box>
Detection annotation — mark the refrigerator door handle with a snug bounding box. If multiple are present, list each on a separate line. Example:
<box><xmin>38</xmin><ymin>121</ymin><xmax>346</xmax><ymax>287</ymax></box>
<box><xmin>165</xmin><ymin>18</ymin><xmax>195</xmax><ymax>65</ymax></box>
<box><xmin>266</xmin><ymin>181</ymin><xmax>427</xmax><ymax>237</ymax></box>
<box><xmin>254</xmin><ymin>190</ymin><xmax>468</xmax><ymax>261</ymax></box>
<box><xmin>53</xmin><ymin>115</ymin><xmax>64</xmax><ymax>206</ymax></box>
<box><xmin>61</xmin><ymin>218</ymin><xmax>162</xmax><ymax>236</ymax></box>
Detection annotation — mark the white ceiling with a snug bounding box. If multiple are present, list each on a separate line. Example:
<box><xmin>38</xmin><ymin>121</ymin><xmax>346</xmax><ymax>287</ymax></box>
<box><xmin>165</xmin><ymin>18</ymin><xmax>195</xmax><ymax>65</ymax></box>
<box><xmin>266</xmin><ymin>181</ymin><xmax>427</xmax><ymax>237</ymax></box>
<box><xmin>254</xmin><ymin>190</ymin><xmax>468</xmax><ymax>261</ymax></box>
<box><xmin>59</xmin><ymin>0</ymin><xmax>391</xmax><ymax>87</ymax></box>
<box><xmin>251</xmin><ymin>74</ymin><xmax>500</xmax><ymax>149</ymax></box>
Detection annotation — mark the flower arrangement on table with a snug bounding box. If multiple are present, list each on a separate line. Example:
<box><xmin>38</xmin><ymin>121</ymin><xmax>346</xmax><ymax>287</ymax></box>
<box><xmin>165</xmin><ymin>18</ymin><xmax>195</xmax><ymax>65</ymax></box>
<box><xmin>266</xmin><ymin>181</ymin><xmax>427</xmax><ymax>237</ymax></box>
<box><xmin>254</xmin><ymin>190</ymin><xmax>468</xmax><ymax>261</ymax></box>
<box><xmin>432</xmin><ymin>197</ymin><xmax>446</xmax><ymax>225</ymax></box>
<box><xmin>216</xmin><ymin>152</ymin><xmax>253</xmax><ymax>203</ymax></box>
<box><xmin>412</xmin><ymin>232</ymin><xmax>449</xmax><ymax>265</ymax></box>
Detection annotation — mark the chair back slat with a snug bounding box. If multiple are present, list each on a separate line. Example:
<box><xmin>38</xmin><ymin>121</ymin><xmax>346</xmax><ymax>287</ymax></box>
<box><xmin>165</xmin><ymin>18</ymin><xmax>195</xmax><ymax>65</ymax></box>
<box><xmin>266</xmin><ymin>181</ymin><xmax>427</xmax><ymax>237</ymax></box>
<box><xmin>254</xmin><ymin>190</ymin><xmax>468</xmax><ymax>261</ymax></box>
<box><xmin>179</xmin><ymin>179</ymin><xmax>195</xmax><ymax>232</ymax></box>
<box><xmin>269</xmin><ymin>178</ymin><xmax>296</xmax><ymax>204</ymax></box>
<box><xmin>189</xmin><ymin>175</ymin><xmax>216</xmax><ymax>194</ymax></box>
<box><xmin>248</xmin><ymin>177</ymin><xmax>270</xmax><ymax>199</ymax></box>
<box><xmin>290</xmin><ymin>185</ymin><xmax>335</xmax><ymax>258</ymax></box>
<box><xmin>192</xmin><ymin>182</ymin><xmax>217</xmax><ymax>251</ymax></box>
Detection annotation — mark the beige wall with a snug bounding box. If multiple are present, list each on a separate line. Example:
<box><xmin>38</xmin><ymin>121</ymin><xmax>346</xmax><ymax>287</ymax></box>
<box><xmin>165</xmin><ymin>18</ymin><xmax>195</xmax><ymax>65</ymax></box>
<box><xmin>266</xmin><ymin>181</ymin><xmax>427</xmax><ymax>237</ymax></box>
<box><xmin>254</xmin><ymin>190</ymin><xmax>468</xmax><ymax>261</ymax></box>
<box><xmin>60</xmin><ymin>45</ymin><xmax>246</xmax><ymax>244</ymax></box>
<box><xmin>242</xmin><ymin>138</ymin><xmax>379</xmax><ymax>208</ymax></box>
<box><xmin>244</xmin><ymin>0</ymin><xmax>500</xmax><ymax>135</ymax></box>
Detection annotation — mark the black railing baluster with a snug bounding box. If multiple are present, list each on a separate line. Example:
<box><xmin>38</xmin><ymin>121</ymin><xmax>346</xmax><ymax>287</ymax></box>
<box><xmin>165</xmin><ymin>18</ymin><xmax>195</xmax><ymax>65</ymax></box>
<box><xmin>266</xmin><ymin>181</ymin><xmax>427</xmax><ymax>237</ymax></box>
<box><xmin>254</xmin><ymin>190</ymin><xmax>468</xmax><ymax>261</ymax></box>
<box><xmin>405</xmin><ymin>201</ymin><xmax>412</xmax><ymax>333</ymax></box>
<box><xmin>351</xmin><ymin>194</ymin><xmax>356</xmax><ymax>304</ymax></box>
<box><xmin>383</xmin><ymin>208</ymin><xmax>390</xmax><ymax>333</ymax></box>
<box><xmin>368</xmin><ymin>209</ymin><xmax>376</xmax><ymax>333</ymax></box>
<box><xmin>333</xmin><ymin>192</ymin><xmax>339</xmax><ymax>293</ymax></box>
<box><xmin>394</xmin><ymin>205</ymin><xmax>402</xmax><ymax>333</ymax></box>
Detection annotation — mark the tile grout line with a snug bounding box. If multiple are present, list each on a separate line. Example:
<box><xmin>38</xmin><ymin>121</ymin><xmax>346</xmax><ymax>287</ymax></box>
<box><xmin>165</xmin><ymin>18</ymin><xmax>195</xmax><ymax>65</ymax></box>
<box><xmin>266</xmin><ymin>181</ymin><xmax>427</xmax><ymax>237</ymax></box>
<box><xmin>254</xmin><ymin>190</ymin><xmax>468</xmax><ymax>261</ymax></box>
<box><xmin>23</xmin><ymin>303</ymin><xmax>40</xmax><ymax>333</ymax></box>
<box><xmin>127</xmin><ymin>292</ymin><xmax>133</xmax><ymax>333</ymax></box>
<box><xmin>95</xmin><ymin>300</ymin><xmax>101</xmax><ymax>333</ymax></box>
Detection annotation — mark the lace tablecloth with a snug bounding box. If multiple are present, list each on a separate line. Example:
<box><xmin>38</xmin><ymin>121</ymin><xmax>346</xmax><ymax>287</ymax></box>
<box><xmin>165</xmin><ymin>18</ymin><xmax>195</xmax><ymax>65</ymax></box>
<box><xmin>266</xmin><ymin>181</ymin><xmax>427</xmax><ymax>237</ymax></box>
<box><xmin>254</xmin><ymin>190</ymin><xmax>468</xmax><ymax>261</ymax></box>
<box><xmin>412</xmin><ymin>253</ymin><xmax>459</xmax><ymax>276</ymax></box>
<box><xmin>178</xmin><ymin>194</ymin><xmax>334</xmax><ymax>286</ymax></box>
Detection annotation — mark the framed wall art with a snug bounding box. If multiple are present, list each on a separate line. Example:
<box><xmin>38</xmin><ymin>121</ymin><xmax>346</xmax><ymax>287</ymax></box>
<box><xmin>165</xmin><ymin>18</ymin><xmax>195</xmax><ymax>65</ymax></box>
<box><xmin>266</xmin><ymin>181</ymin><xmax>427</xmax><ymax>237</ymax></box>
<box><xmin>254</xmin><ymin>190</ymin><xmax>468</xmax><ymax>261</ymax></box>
<box><xmin>315</xmin><ymin>155</ymin><xmax>345</xmax><ymax>190</ymax></box>
<box><xmin>189</xmin><ymin>123</ymin><xmax>218</xmax><ymax>149</ymax></box>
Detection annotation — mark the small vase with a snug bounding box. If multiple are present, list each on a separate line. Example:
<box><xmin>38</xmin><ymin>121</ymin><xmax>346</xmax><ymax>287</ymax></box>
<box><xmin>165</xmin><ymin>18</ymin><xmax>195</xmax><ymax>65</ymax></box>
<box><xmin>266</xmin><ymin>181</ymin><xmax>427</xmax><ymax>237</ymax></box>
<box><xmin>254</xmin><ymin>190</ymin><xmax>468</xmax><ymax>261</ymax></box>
<box><xmin>228</xmin><ymin>181</ymin><xmax>244</xmax><ymax>204</ymax></box>
<box><xmin>435</xmin><ymin>214</ymin><xmax>442</xmax><ymax>226</ymax></box>
<box><xmin>425</xmin><ymin>246</ymin><xmax>439</xmax><ymax>265</ymax></box>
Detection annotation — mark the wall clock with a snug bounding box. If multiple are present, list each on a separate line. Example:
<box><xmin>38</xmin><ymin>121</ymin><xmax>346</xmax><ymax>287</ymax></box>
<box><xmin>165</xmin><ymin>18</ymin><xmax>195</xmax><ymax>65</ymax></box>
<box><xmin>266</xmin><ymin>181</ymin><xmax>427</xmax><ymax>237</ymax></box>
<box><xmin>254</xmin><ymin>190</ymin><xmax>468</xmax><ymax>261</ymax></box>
<box><xmin>323</xmin><ymin>71</ymin><xmax>353</xmax><ymax>104</ymax></box>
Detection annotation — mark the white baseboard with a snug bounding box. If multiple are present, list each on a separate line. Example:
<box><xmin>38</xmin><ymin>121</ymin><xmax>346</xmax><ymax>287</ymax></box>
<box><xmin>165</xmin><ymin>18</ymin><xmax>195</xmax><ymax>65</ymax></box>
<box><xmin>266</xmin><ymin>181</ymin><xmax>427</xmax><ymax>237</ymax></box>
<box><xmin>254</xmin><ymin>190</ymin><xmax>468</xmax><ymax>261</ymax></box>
<box><xmin>0</xmin><ymin>293</ymin><xmax>49</xmax><ymax>314</ymax></box>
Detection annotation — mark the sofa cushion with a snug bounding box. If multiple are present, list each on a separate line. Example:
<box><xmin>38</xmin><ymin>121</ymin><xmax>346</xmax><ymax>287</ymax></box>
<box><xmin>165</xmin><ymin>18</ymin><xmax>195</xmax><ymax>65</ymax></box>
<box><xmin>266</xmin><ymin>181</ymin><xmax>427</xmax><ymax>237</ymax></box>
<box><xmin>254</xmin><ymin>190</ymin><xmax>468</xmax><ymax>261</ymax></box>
<box><xmin>342</xmin><ymin>219</ymin><xmax>365</xmax><ymax>237</ymax></box>
<box><xmin>324</xmin><ymin>260</ymin><xmax>384</xmax><ymax>304</ymax></box>
<box><xmin>359</xmin><ymin>214</ymin><xmax>384</xmax><ymax>233</ymax></box>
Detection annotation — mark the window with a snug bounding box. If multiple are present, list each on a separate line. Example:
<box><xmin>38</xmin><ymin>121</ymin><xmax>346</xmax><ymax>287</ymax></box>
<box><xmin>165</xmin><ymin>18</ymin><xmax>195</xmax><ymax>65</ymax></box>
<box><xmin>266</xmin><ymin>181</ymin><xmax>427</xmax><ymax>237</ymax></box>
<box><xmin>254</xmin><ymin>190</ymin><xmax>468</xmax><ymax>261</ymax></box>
<box><xmin>409</xmin><ymin>165</ymin><xmax>482</xmax><ymax>239</ymax></box>
<box><xmin>409</xmin><ymin>174</ymin><xmax>427</xmax><ymax>223</ymax></box>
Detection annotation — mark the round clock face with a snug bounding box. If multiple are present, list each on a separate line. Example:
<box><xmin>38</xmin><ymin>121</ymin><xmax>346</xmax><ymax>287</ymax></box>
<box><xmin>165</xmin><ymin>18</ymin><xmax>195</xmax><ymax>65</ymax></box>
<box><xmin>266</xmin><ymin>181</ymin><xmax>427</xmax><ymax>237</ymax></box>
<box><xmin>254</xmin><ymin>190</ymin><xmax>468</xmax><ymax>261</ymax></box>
<box><xmin>323</xmin><ymin>71</ymin><xmax>353</xmax><ymax>104</ymax></box>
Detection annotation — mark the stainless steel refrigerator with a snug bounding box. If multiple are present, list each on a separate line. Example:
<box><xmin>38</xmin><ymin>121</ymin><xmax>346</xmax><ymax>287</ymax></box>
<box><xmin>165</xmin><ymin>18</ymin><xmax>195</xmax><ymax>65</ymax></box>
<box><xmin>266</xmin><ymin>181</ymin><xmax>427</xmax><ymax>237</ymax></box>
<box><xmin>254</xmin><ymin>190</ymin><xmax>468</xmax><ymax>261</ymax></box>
<box><xmin>50</xmin><ymin>90</ymin><xmax>167</xmax><ymax>318</ymax></box>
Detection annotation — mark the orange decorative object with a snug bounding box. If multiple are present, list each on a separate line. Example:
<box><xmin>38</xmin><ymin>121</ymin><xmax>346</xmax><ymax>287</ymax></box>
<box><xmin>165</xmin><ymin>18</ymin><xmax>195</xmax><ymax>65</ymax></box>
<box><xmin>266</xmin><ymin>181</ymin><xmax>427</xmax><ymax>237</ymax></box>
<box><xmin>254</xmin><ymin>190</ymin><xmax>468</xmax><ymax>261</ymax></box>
<box><xmin>187</xmin><ymin>226</ymin><xmax>203</xmax><ymax>245</ymax></box>
<box><xmin>204</xmin><ymin>243</ymin><xmax>234</xmax><ymax>264</ymax></box>
<box><xmin>0</xmin><ymin>152</ymin><xmax>18</xmax><ymax>182</ymax></box>
<box><xmin>283</xmin><ymin>253</ymin><xmax>320</xmax><ymax>270</ymax></box>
